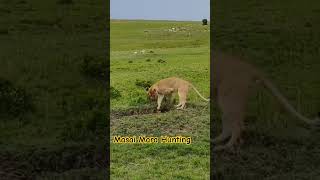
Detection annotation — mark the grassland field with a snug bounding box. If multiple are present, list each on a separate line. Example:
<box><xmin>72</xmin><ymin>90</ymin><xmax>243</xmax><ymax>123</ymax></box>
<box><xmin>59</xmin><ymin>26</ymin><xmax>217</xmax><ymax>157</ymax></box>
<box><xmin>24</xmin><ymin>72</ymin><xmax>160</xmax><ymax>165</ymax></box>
<box><xmin>0</xmin><ymin>0</ymin><xmax>107</xmax><ymax>179</ymax></box>
<box><xmin>110</xmin><ymin>20</ymin><xmax>210</xmax><ymax>179</ymax></box>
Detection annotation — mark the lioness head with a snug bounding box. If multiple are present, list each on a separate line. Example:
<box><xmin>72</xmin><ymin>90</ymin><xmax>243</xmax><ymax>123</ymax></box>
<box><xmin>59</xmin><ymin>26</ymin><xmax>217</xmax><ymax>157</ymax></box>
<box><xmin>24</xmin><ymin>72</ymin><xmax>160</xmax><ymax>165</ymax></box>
<box><xmin>147</xmin><ymin>87</ymin><xmax>157</xmax><ymax>101</ymax></box>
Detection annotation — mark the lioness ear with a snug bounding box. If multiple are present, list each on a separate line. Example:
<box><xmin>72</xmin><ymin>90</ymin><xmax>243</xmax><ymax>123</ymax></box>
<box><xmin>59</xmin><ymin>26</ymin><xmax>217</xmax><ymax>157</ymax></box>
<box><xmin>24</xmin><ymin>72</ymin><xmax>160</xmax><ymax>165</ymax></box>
<box><xmin>145</xmin><ymin>87</ymin><xmax>149</xmax><ymax>92</ymax></box>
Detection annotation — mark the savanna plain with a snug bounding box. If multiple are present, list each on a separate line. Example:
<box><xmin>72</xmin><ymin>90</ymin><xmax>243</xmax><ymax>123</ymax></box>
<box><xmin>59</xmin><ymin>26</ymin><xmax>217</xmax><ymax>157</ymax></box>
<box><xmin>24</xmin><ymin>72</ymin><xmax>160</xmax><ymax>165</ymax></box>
<box><xmin>110</xmin><ymin>20</ymin><xmax>210</xmax><ymax>179</ymax></box>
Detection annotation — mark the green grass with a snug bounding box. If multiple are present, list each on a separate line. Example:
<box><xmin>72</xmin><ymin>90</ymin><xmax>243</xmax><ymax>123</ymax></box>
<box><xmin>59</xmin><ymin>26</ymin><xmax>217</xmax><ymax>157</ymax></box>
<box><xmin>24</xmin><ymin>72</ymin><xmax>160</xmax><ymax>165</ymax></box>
<box><xmin>212</xmin><ymin>0</ymin><xmax>320</xmax><ymax>179</ymax></box>
<box><xmin>110</xmin><ymin>20</ymin><xmax>210</xmax><ymax>179</ymax></box>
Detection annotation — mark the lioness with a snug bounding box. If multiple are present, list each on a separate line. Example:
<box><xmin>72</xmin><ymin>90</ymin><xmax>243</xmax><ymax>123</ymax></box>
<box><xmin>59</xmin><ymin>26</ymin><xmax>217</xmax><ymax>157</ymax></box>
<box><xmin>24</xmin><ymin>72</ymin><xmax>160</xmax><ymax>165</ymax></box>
<box><xmin>212</xmin><ymin>53</ymin><xmax>320</xmax><ymax>151</ymax></box>
<box><xmin>147</xmin><ymin>77</ymin><xmax>209</xmax><ymax>111</ymax></box>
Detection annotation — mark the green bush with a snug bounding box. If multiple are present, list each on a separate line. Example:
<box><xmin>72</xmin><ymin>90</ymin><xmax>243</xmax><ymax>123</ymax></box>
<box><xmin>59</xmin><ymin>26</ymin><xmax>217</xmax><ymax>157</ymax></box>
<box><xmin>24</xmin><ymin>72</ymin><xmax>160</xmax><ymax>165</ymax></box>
<box><xmin>0</xmin><ymin>78</ymin><xmax>33</xmax><ymax>117</ymax></box>
<box><xmin>59</xmin><ymin>109</ymin><xmax>106</xmax><ymax>141</ymax></box>
<box><xmin>80</xmin><ymin>55</ymin><xmax>108</xmax><ymax>81</ymax></box>
<box><xmin>135</xmin><ymin>79</ymin><xmax>152</xmax><ymax>89</ymax></box>
<box><xmin>57</xmin><ymin>0</ymin><xmax>74</xmax><ymax>5</ymax></box>
<box><xmin>157</xmin><ymin>59</ymin><xmax>166</xmax><ymax>63</ymax></box>
<box><xmin>129</xmin><ymin>96</ymin><xmax>148</xmax><ymax>106</ymax></box>
<box><xmin>202</xmin><ymin>19</ymin><xmax>208</xmax><ymax>25</ymax></box>
<box><xmin>110</xmin><ymin>86</ymin><xmax>121</xmax><ymax>99</ymax></box>
<box><xmin>85</xmin><ymin>110</ymin><xmax>106</xmax><ymax>133</ymax></box>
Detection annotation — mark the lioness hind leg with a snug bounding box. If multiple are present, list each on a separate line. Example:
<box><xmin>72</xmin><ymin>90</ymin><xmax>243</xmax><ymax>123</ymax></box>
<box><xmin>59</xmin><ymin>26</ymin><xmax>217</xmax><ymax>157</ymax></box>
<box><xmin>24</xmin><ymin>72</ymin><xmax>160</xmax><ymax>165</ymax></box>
<box><xmin>219</xmin><ymin>110</ymin><xmax>245</xmax><ymax>147</ymax></box>
<box><xmin>216</xmin><ymin>119</ymin><xmax>242</xmax><ymax>147</ymax></box>
<box><xmin>212</xmin><ymin>132</ymin><xmax>230</xmax><ymax>144</ymax></box>
<box><xmin>177</xmin><ymin>103</ymin><xmax>186</xmax><ymax>109</ymax></box>
<box><xmin>213</xmin><ymin>122</ymin><xmax>242</xmax><ymax>152</ymax></box>
<box><xmin>177</xmin><ymin>88</ymin><xmax>187</xmax><ymax>110</ymax></box>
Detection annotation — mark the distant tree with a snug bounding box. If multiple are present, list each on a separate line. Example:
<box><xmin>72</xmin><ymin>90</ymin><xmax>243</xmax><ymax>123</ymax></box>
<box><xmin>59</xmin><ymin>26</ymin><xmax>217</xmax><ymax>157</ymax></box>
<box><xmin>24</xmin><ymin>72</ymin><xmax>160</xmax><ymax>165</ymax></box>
<box><xmin>202</xmin><ymin>19</ymin><xmax>208</xmax><ymax>25</ymax></box>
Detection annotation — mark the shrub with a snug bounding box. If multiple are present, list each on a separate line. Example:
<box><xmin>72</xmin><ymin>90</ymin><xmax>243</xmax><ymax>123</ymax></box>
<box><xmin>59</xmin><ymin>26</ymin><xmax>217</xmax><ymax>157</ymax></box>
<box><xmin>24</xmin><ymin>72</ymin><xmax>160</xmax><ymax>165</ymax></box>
<box><xmin>129</xmin><ymin>96</ymin><xmax>148</xmax><ymax>106</ymax></box>
<box><xmin>135</xmin><ymin>79</ymin><xmax>152</xmax><ymax>89</ymax></box>
<box><xmin>202</xmin><ymin>19</ymin><xmax>208</xmax><ymax>25</ymax></box>
<box><xmin>110</xmin><ymin>86</ymin><xmax>121</xmax><ymax>99</ymax></box>
<box><xmin>0</xmin><ymin>29</ymin><xmax>8</xmax><ymax>35</ymax></box>
<box><xmin>157</xmin><ymin>59</ymin><xmax>166</xmax><ymax>63</ymax></box>
<box><xmin>81</xmin><ymin>95</ymin><xmax>105</xmax><ymax>110</ymax></box>
<box><xmin>85</xmin><ymin>110</ymin><xmax>106</xmax><ymax>133</ymax></box>
<box><xmin>80</xmin><ymin>54</ymin><xmax>108</xmax><ymax>81</ymax></box>
<box><xmin>0</xmin><ymin>78</ymin><xmax>33</xmax><ymax>117</ymax></box>
<box><xmin>57</xmin><ymin>0</ymin><xmax>74</xmax><ymax>5</ymax></box>
<box><xmin>59</xmin><ymin>109</ymin><xmax>106</xmax><ymax>141</ymax></box>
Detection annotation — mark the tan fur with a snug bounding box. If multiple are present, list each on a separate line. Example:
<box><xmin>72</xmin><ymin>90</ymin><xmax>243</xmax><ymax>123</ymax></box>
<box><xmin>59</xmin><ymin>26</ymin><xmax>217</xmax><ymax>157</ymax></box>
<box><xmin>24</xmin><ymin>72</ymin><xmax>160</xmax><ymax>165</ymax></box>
<box><xmin>212</xmin><ymin>53</ymin><xmax>320</xmax><ymax>152</ymax></box>
<box><xmin>148</xmin><ymin>77</ymin><xmax>209</xmax><ymax>111</ymax></box>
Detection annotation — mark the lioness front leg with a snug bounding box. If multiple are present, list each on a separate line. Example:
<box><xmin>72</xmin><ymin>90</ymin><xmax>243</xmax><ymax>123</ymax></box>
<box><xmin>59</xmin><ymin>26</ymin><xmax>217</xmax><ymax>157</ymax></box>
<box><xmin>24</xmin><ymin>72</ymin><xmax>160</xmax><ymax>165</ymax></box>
<box><xmin>175</xmin><ymin>102</ymin><xmax>182</xmax><ymax>107</ymax></box>
<box><xmin>212</xmin><ymin>113</ymin><xmax>232</xmax><ymax>144</ymax></box>
<box><xmin>157</xmin><ymin>94</ymin><xmax>164</xmax><ymax>112</ymax></box>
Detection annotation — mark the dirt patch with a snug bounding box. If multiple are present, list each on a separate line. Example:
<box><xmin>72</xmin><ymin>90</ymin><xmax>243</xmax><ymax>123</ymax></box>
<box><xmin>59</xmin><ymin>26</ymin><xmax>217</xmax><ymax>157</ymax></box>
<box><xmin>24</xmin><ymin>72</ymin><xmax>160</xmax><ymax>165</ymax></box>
<box><xmin>111</xmin><ymin>102</ymin><xmax>180</xmax><ymax>119</ymax></box>
<box><xmin>212</xmin><ymin>130</ymin><xmax>320</xmax><ymax>179</ymax></box>
<box><xmin>111</xmin><ymin>106</ymin><xmax>166</xmax><ymax>119</ymax></box>
<box><xmin>111</xmin><ymin>102</ymin><xmax>207</xmax><ymax>120</ymax></box>
<box><xmin>0</xmin><ymin>154</ymin><xmax>31</xmax><ymax>180</ymax></box>
<box><xmin>0</xmin><ymin>144</ymin><xmax>106</xmax><ymax>179</ymax></box>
